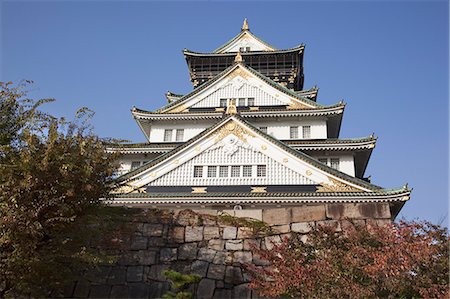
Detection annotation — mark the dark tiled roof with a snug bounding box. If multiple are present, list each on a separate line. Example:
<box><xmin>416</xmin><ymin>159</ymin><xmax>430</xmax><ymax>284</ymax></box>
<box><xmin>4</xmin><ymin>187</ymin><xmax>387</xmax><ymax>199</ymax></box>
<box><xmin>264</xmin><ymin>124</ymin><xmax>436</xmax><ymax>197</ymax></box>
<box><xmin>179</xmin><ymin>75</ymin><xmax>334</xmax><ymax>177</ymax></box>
<box><xmin>184</xmin><ymin>45</ymin><xmax>304</xmax><ymax>56</ymax></box>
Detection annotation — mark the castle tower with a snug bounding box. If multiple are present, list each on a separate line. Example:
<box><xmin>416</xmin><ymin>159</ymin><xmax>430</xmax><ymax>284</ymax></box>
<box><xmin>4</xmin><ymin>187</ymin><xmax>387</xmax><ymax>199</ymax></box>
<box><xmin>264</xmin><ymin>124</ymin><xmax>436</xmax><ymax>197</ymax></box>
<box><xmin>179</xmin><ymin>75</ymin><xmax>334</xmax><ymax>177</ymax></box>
<box><xmin>107</xmin><ymin>20</ymin><xmax>410</xmax><ymax>219</ymax></box>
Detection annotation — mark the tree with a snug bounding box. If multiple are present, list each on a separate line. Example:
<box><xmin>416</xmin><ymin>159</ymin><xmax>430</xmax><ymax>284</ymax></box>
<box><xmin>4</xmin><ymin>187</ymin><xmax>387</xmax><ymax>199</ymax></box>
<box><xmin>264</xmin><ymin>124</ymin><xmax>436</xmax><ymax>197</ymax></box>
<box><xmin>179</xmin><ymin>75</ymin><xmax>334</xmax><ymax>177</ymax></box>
<box><xmin>245</xmin><ymin>220</ymin><xmax>449</xmax><ymax>299</ymax></box>
<box><xmin>0</xmin><ymin>81</ymin><xmax>123</xmax><ymax>297</ymax></box>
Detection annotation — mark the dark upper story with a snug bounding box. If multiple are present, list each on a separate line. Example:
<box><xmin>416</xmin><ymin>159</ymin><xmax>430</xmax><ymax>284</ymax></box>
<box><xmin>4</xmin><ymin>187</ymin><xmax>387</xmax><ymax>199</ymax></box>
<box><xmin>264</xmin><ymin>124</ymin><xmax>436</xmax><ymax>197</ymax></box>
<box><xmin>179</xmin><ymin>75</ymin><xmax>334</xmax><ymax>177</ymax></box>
<box><xmin>183</xmin><ymin>19</ymin><xmax>305</xmax><ymax>91</ymax></box>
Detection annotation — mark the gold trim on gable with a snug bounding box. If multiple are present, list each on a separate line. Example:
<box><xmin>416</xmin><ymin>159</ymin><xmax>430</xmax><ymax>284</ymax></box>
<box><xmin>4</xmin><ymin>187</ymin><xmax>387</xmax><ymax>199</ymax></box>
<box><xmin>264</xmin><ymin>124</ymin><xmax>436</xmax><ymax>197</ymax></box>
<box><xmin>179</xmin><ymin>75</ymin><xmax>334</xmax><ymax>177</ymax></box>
<box><xmin>213</xmin><ymin>121</ymin><xmax>255</xmax><ymax>143</ymax></box>
<box><xmin>192</xmin><ymin>187</ymin><xmax>207</xmax><ymax>193</ymax></box>
<box><xmin>317</xmin><ymin>177</ymin><xmax>362</xmax><ymax>192</ymax></box>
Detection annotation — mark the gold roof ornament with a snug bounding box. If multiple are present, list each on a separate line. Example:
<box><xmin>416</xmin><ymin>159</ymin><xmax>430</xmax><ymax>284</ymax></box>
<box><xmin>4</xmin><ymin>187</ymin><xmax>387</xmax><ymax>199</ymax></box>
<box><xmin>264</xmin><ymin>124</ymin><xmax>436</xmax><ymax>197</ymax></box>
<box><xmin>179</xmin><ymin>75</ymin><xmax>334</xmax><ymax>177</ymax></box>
<box><xmin>234</xmin><ymin>51</ymin><xmax>243</xmax><ymax>63</ymax></box>
<box><xmin>242</xmin><ymin>18</ymin><xmax>249</xmax><ymax>31</ymax></box>
<box><xmin>225</xmin><ymin>99</ymin><xmax>237</xmax><ymax>115</ymax></box>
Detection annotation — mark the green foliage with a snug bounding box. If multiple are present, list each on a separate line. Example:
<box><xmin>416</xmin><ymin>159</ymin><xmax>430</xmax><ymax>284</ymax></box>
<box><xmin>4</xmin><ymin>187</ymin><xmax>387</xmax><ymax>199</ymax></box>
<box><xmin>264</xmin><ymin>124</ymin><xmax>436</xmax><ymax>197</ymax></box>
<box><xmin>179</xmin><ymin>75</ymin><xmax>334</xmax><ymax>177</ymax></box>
<box><xmin>162</xmin><ymin>270</ymin><xmax>201</xmax><ymax>299</ymax></box>
<box><xmin>0</xmin><ymin>81</ymin><xmax>123</xmax><ymax>297</ymax></box>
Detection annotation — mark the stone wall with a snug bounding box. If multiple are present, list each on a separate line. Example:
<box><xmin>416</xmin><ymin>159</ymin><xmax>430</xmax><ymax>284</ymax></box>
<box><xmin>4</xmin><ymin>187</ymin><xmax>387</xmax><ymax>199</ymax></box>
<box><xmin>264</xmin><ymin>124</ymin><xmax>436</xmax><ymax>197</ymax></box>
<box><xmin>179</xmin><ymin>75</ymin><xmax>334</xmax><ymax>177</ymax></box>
<box><xmin>63</xmin><ymin>203</ymin><xmax>392</xmax><ymax>299</ymax></box>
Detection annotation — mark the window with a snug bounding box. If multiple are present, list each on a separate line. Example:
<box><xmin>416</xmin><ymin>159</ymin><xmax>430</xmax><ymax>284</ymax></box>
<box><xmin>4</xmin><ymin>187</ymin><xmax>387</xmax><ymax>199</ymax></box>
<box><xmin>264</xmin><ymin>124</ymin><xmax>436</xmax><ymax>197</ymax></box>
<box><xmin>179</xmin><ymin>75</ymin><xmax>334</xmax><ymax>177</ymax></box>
<box><xmin>290</xmin><ymin>126</ymin><xmax>299</xmax><ymax>139</ymax></box>
<box><xmin>243</xmin><ymin>165</ymin><xmax>252</xmax><ymax>177</ymax></box>
<box><xmin>131</xmin><ymin>161</ymin><xmax>141</xmax><ymax>170</ymax></box>
<box><xmin>220</xmin><ymin>99</ymin><xmax>227</xmax><ymax>107</ymax></box>
<box><xmin>257</xmin><ymin>165</ymin><xmax>266</xmax><ymax>177</ymax></box>
<box><xmin>259</xmin><ymin>126</ymin><xmax>268</xmax><ymax>134</ymax></box>
<box><xmin>239</xmin><ymin>47</ymin><xmax>251</xmax><ymax>52</ymax></box>
<box><xmin>330</xmin><ymin>158</ymin><xmax>340</xmax><ymax>170</ymax></box>
<box><xmin>207</xmin><ymin>166</ymin><xmax>217</xmax><ymax>177</ymax></box>
<box><xmin>238</xmin><ymin>98</ymin><xmax>246</xmax><ymax>107</ymax></box>
<box><xmin>231</xmin><ymin>166</ymin><xmax>240</xmax><ymax>177</ymax></box>
<box><xmin>176</xmin><ymin>129</ymin><xmax>184</xmax><ymax>142</ymax></box>
<box><xmin>302</xmin><ymin>126</ymin><xmax>311</xmax><ymax>139</ymax></box>
<box><xmin>247</xmin><ymin>97</ymin><xmax>255</xmax><ymax>106</ymax></box>
<box><xmin>164</xmin><ymin>129</ymin><xmax>172</xmax><ymax>142</ymax></box>
<box><xmin>318</xmin><ymin>158</ymin><xmax>340</xmax><ymax>170</ymax></box>
<box><xmin>193</xmin><ymin>166</ymin><xmax>203</xmax><ymax>178</ymax></box>
<box><xmin>219</xmin><ymin>166</ymin><xmax>228</xmax><ymax>177</ymax></box>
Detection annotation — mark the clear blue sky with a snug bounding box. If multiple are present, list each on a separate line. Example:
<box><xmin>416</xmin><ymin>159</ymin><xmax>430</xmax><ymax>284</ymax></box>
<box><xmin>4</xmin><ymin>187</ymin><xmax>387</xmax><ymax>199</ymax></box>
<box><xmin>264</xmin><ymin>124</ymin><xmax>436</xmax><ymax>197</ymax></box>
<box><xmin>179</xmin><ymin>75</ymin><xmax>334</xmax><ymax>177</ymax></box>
<box><xmin>1</xmin><ymin>1</ymin><xmax>448</xmax><ymax>224</ymax></box>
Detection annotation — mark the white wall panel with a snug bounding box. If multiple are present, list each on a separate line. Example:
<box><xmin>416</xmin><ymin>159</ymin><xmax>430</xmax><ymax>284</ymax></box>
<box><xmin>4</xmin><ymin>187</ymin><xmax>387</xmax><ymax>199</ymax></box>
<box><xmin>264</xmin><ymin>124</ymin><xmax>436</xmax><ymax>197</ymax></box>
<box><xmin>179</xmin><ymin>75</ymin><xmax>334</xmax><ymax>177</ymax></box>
<box><xmin>149</xmin><ymin>146</ymin><xmax>315</xmax><ymax>186</ymax></box>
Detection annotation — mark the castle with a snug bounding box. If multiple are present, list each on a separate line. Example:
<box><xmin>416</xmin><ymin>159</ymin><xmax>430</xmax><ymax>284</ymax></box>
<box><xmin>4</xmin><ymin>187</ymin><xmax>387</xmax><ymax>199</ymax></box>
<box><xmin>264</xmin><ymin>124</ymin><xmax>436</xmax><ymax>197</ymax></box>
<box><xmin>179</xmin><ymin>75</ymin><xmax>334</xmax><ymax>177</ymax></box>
<box><xmin>106</xmin><ymin>19</ymin><xmax>410</xmax><ymax>220</ymax></box>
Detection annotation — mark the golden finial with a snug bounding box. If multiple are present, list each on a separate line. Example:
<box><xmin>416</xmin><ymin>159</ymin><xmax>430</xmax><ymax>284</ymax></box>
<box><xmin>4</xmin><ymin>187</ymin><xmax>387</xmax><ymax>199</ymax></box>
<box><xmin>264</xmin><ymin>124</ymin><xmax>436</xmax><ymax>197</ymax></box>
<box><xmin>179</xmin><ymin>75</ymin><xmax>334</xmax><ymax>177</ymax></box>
<box><xmin>234</xmin><ymin>51</ymin><xmax>243</xmax><ymax>63</ymax></box>
<box><xmin>242</xmin><ymin>18</ymin><xmax>249</xmax><ymax>31</ymax></box>
<box><xmin>225</xmin><ymin>99</ymin><xmax>237</xmax><ymax>115</ymax></box>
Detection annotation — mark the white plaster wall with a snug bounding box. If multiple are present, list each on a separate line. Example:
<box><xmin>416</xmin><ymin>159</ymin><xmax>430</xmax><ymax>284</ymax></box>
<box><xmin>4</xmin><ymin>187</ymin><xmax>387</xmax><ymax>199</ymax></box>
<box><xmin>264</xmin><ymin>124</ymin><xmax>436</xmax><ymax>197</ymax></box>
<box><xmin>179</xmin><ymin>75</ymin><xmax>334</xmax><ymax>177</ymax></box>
<box><xmin>222</xmin><ymin>36</ymin><xmax>272</xmax><ymax>53</ymax></box>
<box><xmin>115</xmin><ymin>154</ymin><xmax>158</xmax><ymax>176</ymax></box>
<box><xmin>308</xmin><ymin>154</ymin><xmax>355</xmax><ymax>177</ymax></box>
<box><xmin>250</xmin><ymin>118</ymin><xmax>327</xmax><ymax>140</ymax></box>
<box><xmin>149</xmin><ymin>118</ymin><xmax>327</xmax><ymax>143</ymax></box>
<box><xmin>191</xmin><ymin>81</ymin><xmax>285</xmax><ymax>108</ymax></box>
<box><xmin>149</xmin><ymin>121</ymin><xmax>213</xmax><ymax>143</ymax></box>
<box><xmin>150</xmin><ymin>145</ymin><xmax>315</xmax><ymax>186</ymax></box>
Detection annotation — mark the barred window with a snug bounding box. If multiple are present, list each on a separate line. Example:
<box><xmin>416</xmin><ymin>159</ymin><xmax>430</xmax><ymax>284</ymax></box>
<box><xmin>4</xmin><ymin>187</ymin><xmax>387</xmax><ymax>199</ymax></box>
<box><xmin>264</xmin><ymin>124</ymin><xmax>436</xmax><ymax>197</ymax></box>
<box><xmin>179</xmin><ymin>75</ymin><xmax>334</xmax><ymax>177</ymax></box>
<box><xmin>131</xmin><ymin>161</ymin><xmax>141</xmax><ymax>170</ymax></box>
<box><xmin>231</xmin><ymin>166</ymin><xmax>240</xmax><ymax>177</ymax></box>
<box><xmin>176</xmin><ymin>129</ymin><xmax>184</xmax><ymax>142</ymax></box>
<box><xmin>238</xmin><ymin>98</ymin><xmax>246</xmax><ymax>107</ymax></box>
<box><xmin>247</xmin><ymin>97</ymin><xmax>255</xmax><ymax>106</ymax></box>
<box><xmin>220</xmin><ymin>99</ymin><xmax>227</xmax><ymax>107</ymax></box>
<box><xmin>290</xmin><ymin>126</ymin><xmax>299</xmax><ymax>139</ymax></box>
<box><xmin>219</xmin><ymin>166</ymin><xmax>228</xmax><ymax>177</ymax></box>
<box><xmin>207</xmin><ymin>166</ymin><xmax>217</xmax><ymax>177</ymax></box>
<box><xmin>257</xmin><ymin>165</ymin><xmax>266</xmax><ymax>177</ymax></box>
<box><xmin>164</xmin><ymin>129</ymin><xmax>172</xmax><ymax>142</ymax></box>
<box><xmin>302</xmin><ymin>125</ymin><xmax>311</xmax><ymax>139</ymax></box>
<box><xmin>330</xmin><ymin>158</ymin><xmax>340</xmax><ymax>170</ymax></box>
<box><xmin>259</xmin><ymin>126</ymin><xmax>267</xmax><ymax>134</ymax></box>
<box><xmin>193</xmin><ymin>166</ymin><xmax>203</xmax><ymax>178</ymax></box>
<box><xmin>242</xmin><ymin>165</ymin><xmax>252</xmax><ymax>177</ymax></box>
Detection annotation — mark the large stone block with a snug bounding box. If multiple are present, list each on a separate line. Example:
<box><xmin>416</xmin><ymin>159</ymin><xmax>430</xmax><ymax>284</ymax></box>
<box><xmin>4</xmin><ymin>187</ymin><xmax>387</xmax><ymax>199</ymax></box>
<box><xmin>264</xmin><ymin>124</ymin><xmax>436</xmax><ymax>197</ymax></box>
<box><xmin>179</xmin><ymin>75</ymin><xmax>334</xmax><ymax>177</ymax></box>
<box><xmin>208</xmin><ymin>239</ymin><xmax>225</xmax><ymax>251</ymax></box>
<box><xmin>197</xmin><ymin>279</ymin><xmax>216</xmax><ymax>299</ymax></box>
<box><xmin>198</xmin><ymin>248</ymin><xmax>217</xmax><ymax>262</ymax></box>
<box><xmin>127</xmin><ymin>266</ymin><xmax>144</xmax><ymax>282</ymax></box>
<box><xmin>262</xmin><ymin>208</ymin><xmax>291</xmax><ymax>225</ymax></box>
<box><xmin>291</xmin><ymin>222</ymin><xmax>314</xmax><ymax>233</ymax></box>
<box><xmin>213</xmin><ymin>251</ymin><xmax>233</xmax><ymax>265</ymax></box>
<box><xmin>142</xmin><ymin>224</ymin><xmax>164</xmax><ymax>237</ymax></box>
<box><xmin>128</xmin><ymin>282</ymin><xmax>150</xmax><ymax>298</ymax></box>
<box><xmin>171</xmin><ymin>226</ymin><xmax>185</xmax><ymax>243</ymax></box>
<box><xmin>234</xmin><ymin>209</ymin><xmax>263</xmax><ymax>221</ymax></box>
<box><xmin>243</xmin><ymin>239</ymin><xmax>260</xmax><ymax>251</ymax></box>
<box><xmin>89</xmin><ymin>285</ymin><xmax>111</xmax><ymax>299</ymax></box>
<box><xmin>185</xmin><ymin>226</ymin><xmax>204</xmax><ymax>242</ymax></box>
<box><xmin>130</xmin><ymin>235</ymin><xmax>148</xmax><ymax>250</ymax></box>
<box><xmin>225</xmin><ymin>240</ymin><xmax>243</xmax><ymax>251</ymax></box>
<box><xmin>223</xmin><ymin>227</ymin><xmax>237</xmax><ymax>239</ymax></box>
<box><xmin>204</xmin><ymin>226</ymin><xmax>220</xmax><ymax>240</ymax></box>
<box><xmin>233</xmin><ymin>251</ymin><xmax>252</xmax><ymax>264</ymax></box>
<box><xmin>160</xmin><ymin>248</ymin><xmax>177</xmax><ymax>262</ymax></box>
<box><xmin>178</xmin><ymin>243</ymin><xmax>198</xmax><ymax>260</ymax></box>
<box><xmin>291</xmin><ymin>205</ymin><xmax>326</xmax><ymax>222</ymax></box>
<box><xmin>326</xmin><ymin>203</ymin><xmax>391</xmax><ymax>219</ymax></box>
<box><xmin>224</xmin><ymin>266</ymin><xmax>244</xmax><ymax>284</ymax></box>
<box><xmin>107</xmin><ymin>266</ymin><xmax>126</xmax><ymax>284</ymax></box>
<box><xmin>271</xmin><ymin>224</ymin><xmax>290</xmax><ymax>234</ymax></box>
<box><xmin>237</xmin><ymin>227</ymin><xmax>254</xmax><ymax>239</ymax></box>
<box><xmin>207</xmin><ymin>264</ymin><xmax>226</xmax><ymax>280</ymax></box>
<box><xmin>233</xmin><ymin>283</ymin><xmax>251</xmax><ymax>299</ymax></box>
<box><xmin>110</xmin><ymin>285</ymin><xmax>128</xmax><ymax>298</ymax></box>
<box><xmin>191</xmin><ymin>260</ymin><xmax>210</xmax><ymax>277</ymax></box>
<box><xmin>147</xmin><ymin>264</ymin><xmax>169</xmax><ymax>281</ymax></box>
<box><xmin>137</xmin><ymin>250</ymin><xmax>157</xmax><ymax>265</ymax></box>
<box><xmin>73</xmin><ymin>280</ymin><xmax>90</xmax><ymax>298</ymax></box>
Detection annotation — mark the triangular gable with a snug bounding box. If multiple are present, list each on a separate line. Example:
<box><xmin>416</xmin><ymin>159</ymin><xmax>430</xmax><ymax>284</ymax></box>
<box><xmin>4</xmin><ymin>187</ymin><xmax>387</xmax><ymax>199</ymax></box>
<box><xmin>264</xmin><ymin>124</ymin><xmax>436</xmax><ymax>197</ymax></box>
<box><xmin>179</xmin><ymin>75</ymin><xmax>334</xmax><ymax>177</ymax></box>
<box><xmin>161</xmin><ymin>63</ymin><xmax>320</xmax><ymax>113</ymax></box>
<box><xmin>214</xmin><ymin>30</ymin><xmax>277</xmax><ymax>53</ymax></box>
<box><xmin>119</xmin><ymin>116</ymin><xmax>378</xmax><ymax>193</ymax></box>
